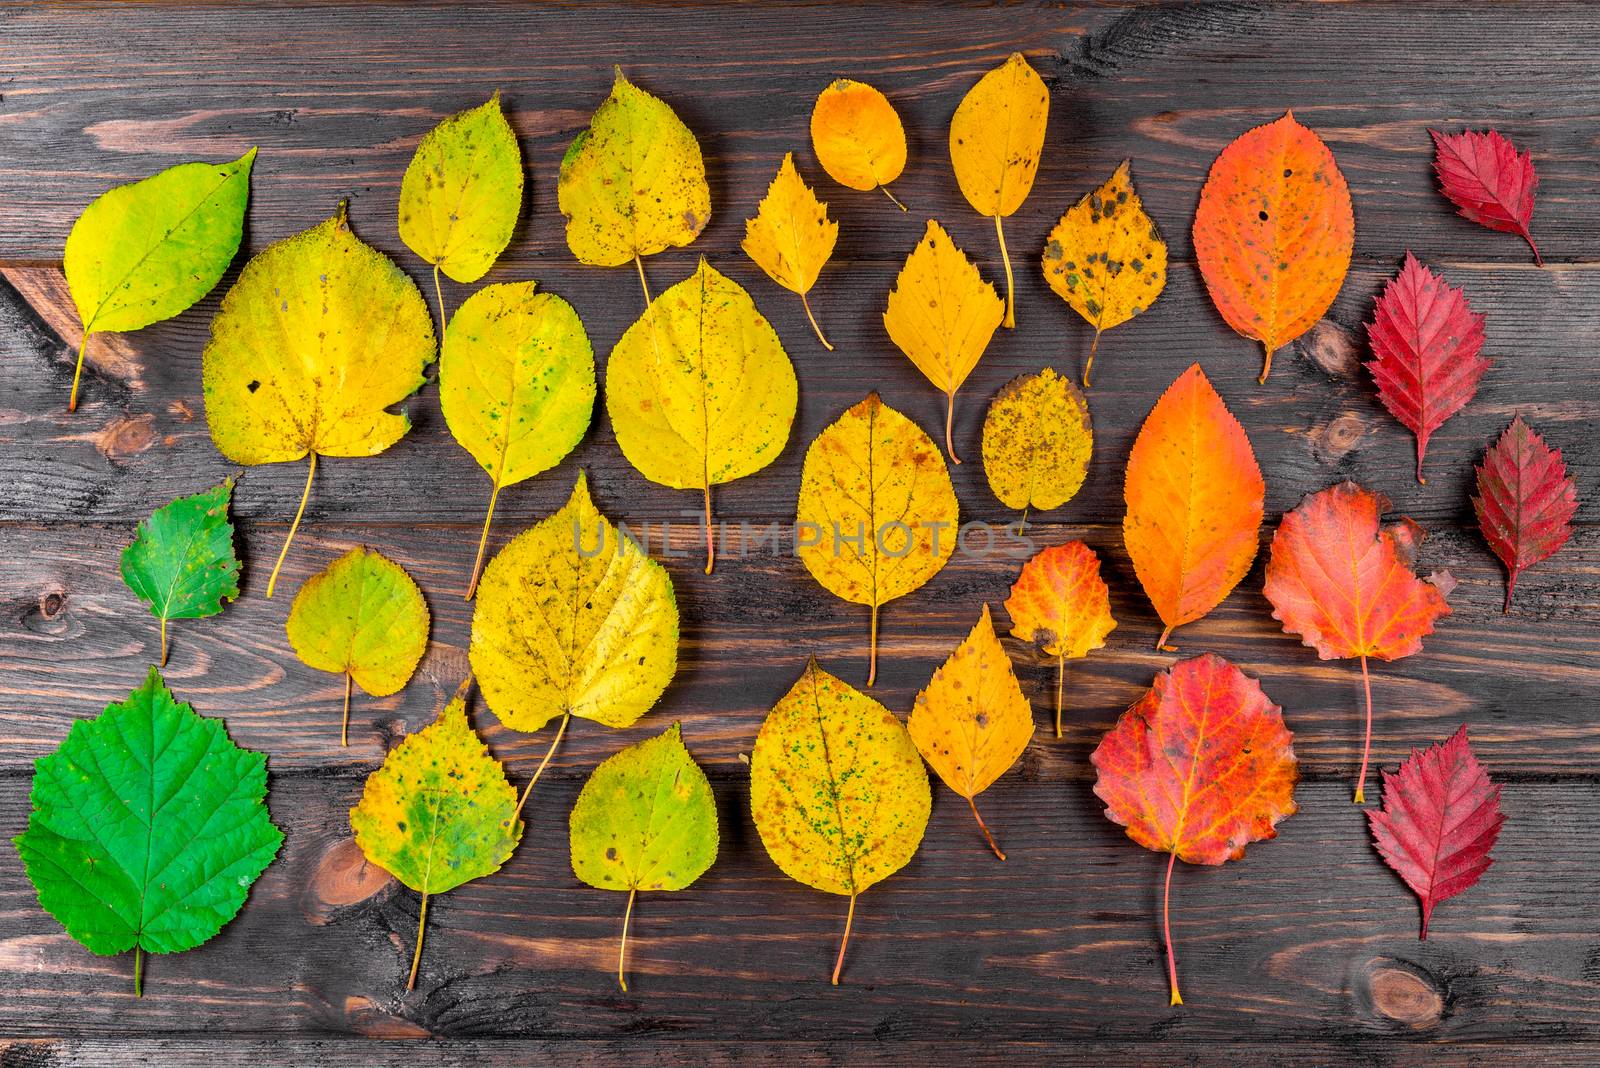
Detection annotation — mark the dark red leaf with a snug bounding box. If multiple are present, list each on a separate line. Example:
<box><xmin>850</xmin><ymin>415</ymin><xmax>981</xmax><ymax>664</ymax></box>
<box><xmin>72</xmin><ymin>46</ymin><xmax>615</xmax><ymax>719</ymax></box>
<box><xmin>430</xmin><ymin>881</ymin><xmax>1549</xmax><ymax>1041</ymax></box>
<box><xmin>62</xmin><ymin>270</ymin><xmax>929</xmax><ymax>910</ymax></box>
<box><xmin>1472</xmin><ymin>415</ymin><xmax>1578</xmax><ymax>611</ymax></box>
<box><xmin>1365</xmin><ymin>253</ymin><xmax>1489</xmax><ymax>484</ymax></box>
<box><xmin>1429</xmin><ymin>128</ymin><xmax>1542</xmax><ymax>265</ymax></box>
<box><xmin>1366</xmin><ymin>725</ymin><xmax>1504</xmax><ymax>940</ymax></box>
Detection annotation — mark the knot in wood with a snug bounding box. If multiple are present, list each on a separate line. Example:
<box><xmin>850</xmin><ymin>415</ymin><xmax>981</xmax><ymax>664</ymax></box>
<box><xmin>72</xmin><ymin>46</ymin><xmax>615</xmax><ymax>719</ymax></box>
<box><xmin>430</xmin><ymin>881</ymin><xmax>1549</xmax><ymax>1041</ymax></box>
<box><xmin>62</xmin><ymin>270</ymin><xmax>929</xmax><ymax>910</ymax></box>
<box><xmin>1365</xmin><ymin>959</ymin><xmax>1445</xmax><ymax>1028</ymax></box>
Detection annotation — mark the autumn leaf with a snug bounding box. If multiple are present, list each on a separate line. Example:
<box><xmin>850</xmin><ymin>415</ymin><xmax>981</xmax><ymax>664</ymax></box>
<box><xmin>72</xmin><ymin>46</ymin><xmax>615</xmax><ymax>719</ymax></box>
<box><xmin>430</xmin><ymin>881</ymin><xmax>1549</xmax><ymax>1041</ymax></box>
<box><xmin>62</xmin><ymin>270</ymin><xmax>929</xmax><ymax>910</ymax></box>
<box><xmin>741</xmin><ymin>152</ymin><xmax>839</xmax><ymax>349</ymax></box>
<box><xmin>750</xmin><ymin>659</ymin><xmax>931</xmax><ymax>984</ymax></box>
<box><xmin>810</xmin><ymin>79</ymin><xmax>908</xmax><ymax>209</ymax></box>
<box><xmin>399</xmin><ymin>91</ymin><xmax>524</xmax><ymax>324</ymax></box>
<box><xmin>1472</xmin><ymin>415</ymin><xmax>1578</xmax><ymax>611</ymax></box>
<box><xmin>558</xmin><ymin>67</ymin><xmax>709</xmax><ymax>306</ymax></box>
<box><xmin>14</xmin><ymin>668</ymin><xmax>282</xmax><ymax>996</ymax></box>
<box><xmin>1264</xmin><ymin>481</ymin><xmax>1453</xmax><ymax>803</ymax></box>
<box><xmin>1430</xmin><ymin>128</ymin><xmax>1542</xmax><ymax>265</ymax></box>
<box><xmin>439</xmin><ymin>280</ymin><xmax>596</xmax><ymax>597</ymax></box>
<box><xmin>1367</xmin><ymin>725</ymin><xmax>1504</xmax><ymax>940</ymax></box>
<box><xmin>120</xmin><ymin>478</ymin><xmax>241</xmax><ymax>666</ymax></box>
<box><xmin>350</xmin><ymin>680</ymin><xmax>521</xmax><ymax>991</ymax></box>
<box><xmin>202</xmin><ymin>203</ymin><xmax>435</xmax><ymax>598</ymax></box>
<box><xmin>796</xmin><ymin>393</ymin><xmax>958</xmax><ymax>686</ymax></box>
<box><xmin>908</xmin><ymin>604</ymin><xmax>1033</xmax><ymax>860</ymax></box>
<box><xmin>1193</xmin><ymin>112</ymin><xmax>1354</xmax><ymax>382</ymax></box>
<box><xmin>883</xmin><ymin>219</ymin><xmax>1004</xmax><ymax>463</ymax></box>
<box><xmin>1091</xmin><ymin>653</ymin><xmax>1297</xmax><ymax>1005</ymax></box>
<box><xmin>1123</xmin><ymin>363</ymin><xmax>1264</xmax><ymax>649</ymax></box>
<box><xmin>569</xmin><ymin>722</ymin><xmax>717</xmax><ymax>991</ymax></box>
<box><xmin>286</xmin><ymin>547</ymin><xmax>430</xmax><ymax>747</ymax></box>
<box><xmin>1042</xmin><ymin>161</ymin><xmax>1168</xmax><ymax>385</ymax></box>
<box><xmin>471</xmin><ymin>471</ymin><xmax>678</xmax><ymax>806</ymax></box>
<box><xmin>1365</xmin><ymin>252</ymin><xmax>1490</xmax><ymax>484</ymax></box>
<box><xmin>606</xmin><ymin>258</ymin><xmax>797</xmax><ymax>573</ymax></box>
<box><xmin>949</xmin><ymin>52</ymin><xmax>1048</xmax><ymax>328</ymax></box>
<box><xmin>62</xmin><ymin>149</ymin><xmax>255</xmax><ymax>411</ymax></box>
<box><xmin>1004</xmin><ymin>541</ymin><xmax>1116</xmax><ymax>738</ymax></box>
<box><xmin>980</xmin><ymin>367</ymin><xmax>1092</xmax><ymax>529</ymax></box>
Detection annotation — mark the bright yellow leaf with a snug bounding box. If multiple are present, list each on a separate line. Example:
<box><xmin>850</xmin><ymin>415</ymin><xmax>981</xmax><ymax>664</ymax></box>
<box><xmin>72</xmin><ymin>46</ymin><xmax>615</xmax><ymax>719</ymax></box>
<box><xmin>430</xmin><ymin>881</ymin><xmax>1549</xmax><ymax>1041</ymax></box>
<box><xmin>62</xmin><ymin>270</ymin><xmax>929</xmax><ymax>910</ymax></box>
<box><xmin>809</xmin><ymin>79</ymin><xmax>907</xmax><ymax>209</ymax></box>
<box><xmin>980</xmin><ymin>367</ymin><xmax>1092</xmax><ymax>525</ymax></box>
<box><xmin>741</xmin><ymin>152</ymin><xmax>838</xmax><ymax>349</ymax></box>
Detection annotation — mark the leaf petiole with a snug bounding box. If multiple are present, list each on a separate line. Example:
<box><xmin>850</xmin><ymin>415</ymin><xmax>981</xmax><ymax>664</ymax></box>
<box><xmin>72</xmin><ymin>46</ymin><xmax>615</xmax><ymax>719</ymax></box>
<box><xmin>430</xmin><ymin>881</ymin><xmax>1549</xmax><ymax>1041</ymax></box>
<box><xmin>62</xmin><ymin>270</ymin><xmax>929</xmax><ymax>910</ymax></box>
<box><xmin>1054</xmin><ymin>654</ymin><xmax>1065</xmax><ymax>739</ymax></box>
<box><xmin>341</xmin><ymin>670</ymin><xmax>353</xmax><ymax>748</ymax></box>
<box><xmin>69</xmin><ymin>331</ymin><xmax>92</xmax><ymax>413</ymax></box>
<box><xmin>1163</xmin><ymin>850</ymin><xmax>1182</xmax><ymax>1006</ymax></box>
<box><xmin>968</xmin><ymin>795</ymin><xmax>1006</xmax><ymax>861</ymax></box>
<box><xmin>618</xmin><ymin>886</ymin><xmax>636</xmax><ymax>992</ymax></box>
<box><xmin>994</xmin><ymin>214</ymin><xmax>1015</xmax><ymax>329</ymax></box>
<box><xmin>407</xmin><ymin>891</ymin><xmax>429</xmax><ymax>991</ymax></box>
<box><xmin>831</xmin><ymin>891</ymin><xmax>857</xmax><ymax>986</ymax></box>
<box><xmin>517</xmin><ymin>712</ymin><xmax>571</xmax><ymax>817</ymax></box>
<box><xmin>1354</xmin><ymin>654</ymin><xmax>1373</xmax><ymax>804</ymax></box>
<box><xmin>879</xmin><ymin>185</ymin><xmax>907</xmax><ymax>212</ymax></box>
<box><xmin>133</xmin><ymin>944</ymin><xmax>143</xmax><ymax>998</ymax></box>
<box><xmin>266</xmin><ymin>452</ymin><xmax>317</xmax><ymax>599</ymax></box>
<box><xmin>800</xmin><ymin>290</ymin><xmax>833</xmax><ymax>351</ymax></box>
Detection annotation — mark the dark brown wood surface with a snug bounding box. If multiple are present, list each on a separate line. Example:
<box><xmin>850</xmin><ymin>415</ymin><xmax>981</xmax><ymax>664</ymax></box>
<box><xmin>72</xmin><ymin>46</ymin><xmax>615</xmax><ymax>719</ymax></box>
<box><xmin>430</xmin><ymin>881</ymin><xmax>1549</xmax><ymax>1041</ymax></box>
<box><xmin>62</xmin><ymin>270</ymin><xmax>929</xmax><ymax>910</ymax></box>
<box><xmin>2</xmin><ymin>2</ymin><xmax>1597</xmax><ymax>1065</ymax></box>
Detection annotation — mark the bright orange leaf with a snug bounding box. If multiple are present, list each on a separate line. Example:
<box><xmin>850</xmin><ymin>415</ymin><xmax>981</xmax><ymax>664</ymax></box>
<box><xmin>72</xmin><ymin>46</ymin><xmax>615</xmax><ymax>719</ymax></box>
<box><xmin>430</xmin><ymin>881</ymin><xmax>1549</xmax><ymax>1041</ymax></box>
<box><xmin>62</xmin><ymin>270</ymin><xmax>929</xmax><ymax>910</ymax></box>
<box><xmin>1091</xmin><ymin>653</ymin><xmax>1297</xmax><ymax>1006</ymax></box>
<box><xmin>1003</xmin><ymin>541</ymin><xmax>1115</xmax><ymax>738</ymax></box>
<box><xmin>1263</xmin><ymin>481</ymin><xmax>1453</xmax><ymax>803</ymax></box>
<box><xmin>1193</xmin><ymin>112</ymin><xmax>1354</xmax><ymax>382</ymax></box>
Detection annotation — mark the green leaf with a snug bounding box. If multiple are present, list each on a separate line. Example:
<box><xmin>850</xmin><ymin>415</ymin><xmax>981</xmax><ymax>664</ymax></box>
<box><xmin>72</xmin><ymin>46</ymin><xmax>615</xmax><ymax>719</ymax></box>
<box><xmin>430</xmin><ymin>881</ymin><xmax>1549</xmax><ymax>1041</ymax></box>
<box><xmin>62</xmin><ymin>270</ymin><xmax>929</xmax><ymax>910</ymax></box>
<box><xmin>119</xmin><ymin>478</ymin><xmax>242</xmax><ymax>666</ymax></box>
<box><xmin>12</xmin><ymin>668</ymin><xmax>282</xmax><ymax>996</ymax></box>
<box><xmin>285</xmin><ymin>547</ymin><xmax>430</xmax><ymax>747</ymax></box>
<box><xmin>569</xmin><ymin>722</ymin><xmax>718</xmax><ymax>991</ymax></box>
<box><xmin>63</xmin><ymin>148</ymin><xmax>256</xmax><ymax>411</ymax></box>
<box><xmin>438</xmin><ymin>280</ymin><xmax>596</xmax><ymax>598</ymax></box>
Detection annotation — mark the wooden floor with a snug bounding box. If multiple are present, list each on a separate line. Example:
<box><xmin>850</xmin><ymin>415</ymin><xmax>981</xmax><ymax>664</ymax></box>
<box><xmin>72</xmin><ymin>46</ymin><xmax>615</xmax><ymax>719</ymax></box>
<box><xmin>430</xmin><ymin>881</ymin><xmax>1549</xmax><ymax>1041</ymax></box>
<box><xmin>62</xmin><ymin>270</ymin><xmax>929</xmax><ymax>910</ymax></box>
<box><xmin>2</xmin><ymin>2</ymin><xmax>1598</xmax><ymax>1064</ymax></box>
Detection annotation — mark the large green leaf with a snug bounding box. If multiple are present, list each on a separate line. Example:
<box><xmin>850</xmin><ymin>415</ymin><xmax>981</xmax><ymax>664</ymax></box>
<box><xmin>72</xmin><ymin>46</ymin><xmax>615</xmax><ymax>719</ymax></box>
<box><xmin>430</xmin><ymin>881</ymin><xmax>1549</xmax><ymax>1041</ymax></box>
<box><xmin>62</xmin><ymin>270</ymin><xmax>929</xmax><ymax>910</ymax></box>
<box><xmin>120</xmin><ymin>478</ymin><xmax>242</xmax><ymax>666</ymax></box>
<box><xmin>13</xmin><ymin>668</ymin><xmax>282</xmax><ymax>996</ymax></box>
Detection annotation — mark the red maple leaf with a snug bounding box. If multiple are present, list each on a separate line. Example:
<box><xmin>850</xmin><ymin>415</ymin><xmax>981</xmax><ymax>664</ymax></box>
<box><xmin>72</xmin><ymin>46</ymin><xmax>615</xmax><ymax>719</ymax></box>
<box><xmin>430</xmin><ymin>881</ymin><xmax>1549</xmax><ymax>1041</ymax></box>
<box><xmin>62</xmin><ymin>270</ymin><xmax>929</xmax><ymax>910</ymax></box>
<box><xmin>1365</xmin><ymin>253</ymin><xmax>1489</xmax><ymax>484</ymax></box>
<box><xmin>1430</xmin><ymin>128</ymin><xmax>1543</xmax><ymax>265</ymax></box>
<box><xmin>1367</xmin><ymin>725</ymin><xmax>1504</xmax><ymax>939</ymax></box>
<box><xmin>1472</xmin><ymin>415</ymin><xmax>1579</xmax><ymax>612</ymax></box>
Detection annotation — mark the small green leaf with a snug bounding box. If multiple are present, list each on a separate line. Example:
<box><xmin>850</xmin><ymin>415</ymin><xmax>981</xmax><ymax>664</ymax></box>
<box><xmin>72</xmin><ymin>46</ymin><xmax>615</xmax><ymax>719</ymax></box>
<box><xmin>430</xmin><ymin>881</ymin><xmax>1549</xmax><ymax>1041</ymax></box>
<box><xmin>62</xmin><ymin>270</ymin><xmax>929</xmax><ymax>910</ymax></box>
<box><xmin>13</xmin><ymin>668</ymin><xmax>283</xmax><ymax>996</ymax></box>
<box><xmin>120</xmin><ymin>478</ymin><xmax>242</xmax><ymax>666</ymax></box>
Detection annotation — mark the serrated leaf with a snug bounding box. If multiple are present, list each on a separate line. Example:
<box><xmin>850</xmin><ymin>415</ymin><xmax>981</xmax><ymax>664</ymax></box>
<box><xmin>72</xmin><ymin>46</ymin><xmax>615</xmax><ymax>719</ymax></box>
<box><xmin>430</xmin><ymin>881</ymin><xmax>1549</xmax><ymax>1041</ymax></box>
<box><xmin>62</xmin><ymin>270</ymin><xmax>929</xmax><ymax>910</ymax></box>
<box><xmin>1430</xmin><ymin>128</ymin><xmax>1542</xmax><ymax>265</ymax></box>
<box><xmin>750</xmin><ymin>659</ymin><xmax>930</xmax><ymax>984</ymax></box>
<box><xmin>350</xmin><ymin>683</ymin><xmax>522</xmax><ymax>990</ymax></box>
<box><xmin>13</xmin><ymin>668</ymin><xmax>282</xmax><ymax>996</ymax></box>
<box><xmin>1041</xmin><ymin>160</ymin><xmax>1168</xmax><ymax>385</ymax></box>
<box><xmin>1193</xmin><ymin>112</ymin><xmax>1354</xmax><ymax>382</ymax></box>
<box><xmin>796</xmin><ymin>393</ymin><xmax>958</xmax><ymax>686</ymax></box>
<box><xmin>605</xmin><ymin>258</ymin><xmax>797</xmax><ymax>574</ymax></box>
<box><xmin>809</xmin><ymin>79</ymin><xmax>907</xmax><ymax>208</ymax></box>
<box><xmin>1003</xmin><ymin>541</ymin><xmax>1116</xmax><ymax>737</ymax></box>
<box><xmin>980</xmin><ymin>367</ymin><xmax>1092</xmax><ymax>524</ymax></box>
<box><xmin>439</xmin><ymin>280</ymin><xmax>596</xmax><ymax>597</ymax></box>
<box><xmin>883</xmin><ymin>219</ymin><xmax>1004</xmax><ymax>463</ymax></box>
<box><xmin>120</xmin><ymin>478</ymin><xmax>241</xmax><ymax>666</ymax></box>
<box><xmin>907</xmin><ymin>604</ymin><xmax>1033</xmax><ymax>860</ymax></box>
<box><xmin>202</xmin><ymin>204</ymin><xmax>436</xmax><ymax>598</ymax></box>
<box><xmin>286</xmin><ymin>547</ymin><xmax>430</xmax><ymax>747</ymax></box>
<box><xmin>1472</xmin><ymin>415</ymin><xmax>1578</xmax><ymax>611</ymax></box>
<box><xmin>569</xmin><ymin>722</ymin><xmax>718</xmax><ymax>991</ymax></box>
<box><xmin>62</xmin><ymin>148</ymin><xmax>255</xmax><ymax>411</ymax></box>
<box><xmin>742</xmin><ymin>152</ymin><xmax>839</xmax><ymax>349</ymax></box>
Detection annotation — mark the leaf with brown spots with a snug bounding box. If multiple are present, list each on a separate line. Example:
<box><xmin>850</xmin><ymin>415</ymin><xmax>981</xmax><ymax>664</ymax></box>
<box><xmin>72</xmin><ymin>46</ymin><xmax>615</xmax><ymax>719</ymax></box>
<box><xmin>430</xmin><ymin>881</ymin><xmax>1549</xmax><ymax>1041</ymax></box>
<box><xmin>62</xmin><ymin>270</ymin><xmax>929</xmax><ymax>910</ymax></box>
<box><xmin>980</xmin><ymin>367</ymin><xmax>1092</xmax><ymax>529</ymax></box>
<box><xmin>1004</xmin><ymin>541</ymin><xmax>1116</xmax><ymax>738</ymax></box>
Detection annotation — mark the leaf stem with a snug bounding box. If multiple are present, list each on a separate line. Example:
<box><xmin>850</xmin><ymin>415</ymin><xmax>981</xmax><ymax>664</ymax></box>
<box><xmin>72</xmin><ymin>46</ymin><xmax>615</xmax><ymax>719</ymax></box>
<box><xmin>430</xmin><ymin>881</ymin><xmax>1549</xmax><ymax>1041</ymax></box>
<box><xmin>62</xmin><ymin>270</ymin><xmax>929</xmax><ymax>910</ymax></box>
<box><xmin>1354</xmin><ymin>654</ymin><xmax>1373</xmax><ymax>804</ymax></box>
<box><xmin>994</xmin><ymin>213</ymin><xmax>1015</xmax><ymax>329</ymax></box>
<box><xmin>69</xmin><ymin>331</ymin><xmax>90</xmax><ymax>413</ymax></box>
<box><xmin>133</xmin><ymin>944</ymin><xmax>143</xmax><ymax>998</ymax></box>
<box><xmin>407</xmin><ymin>891</ymin><xmax>429</xmax><ymax>991</ymax></box>
<box><xmin>1415</xmin><ymin>434</ymin><xmax>1428</xmax><ymax>485</ymax></box>
<box><xmin>800</xmin><ymin>291</ymin><xmax>833</xmax><ymax>350</ymax></box>
<box><xmin>1503</xmin><ymin>569</ymin><xmax>1517</xmax><ymax>614</ymax></box>
<box><xmin>618</xmin><ymin>886</ymin><xmax>637</xmax><ymax>992</ymax></box>
<box><xmin>1522</xmin><ymin>226</ymin><xmax>1544</xmax><ymax>268</ymax></box>
<box><xmin>831</xmin><ymin>891</ymin><xmax>857</xmax><ymax>986</ymax></box>
<box><xmin>465</xmin><ymin>481</ymin><xmax>503</xmax><ymax>600</ymax></box>
<box><xmin>1156</xmin><ymin>624</ymin><xmax>1175</xmax><ymax>652</ymax></box>
<box><xmin>1054</xmin><ymin>654</ymin><xmax>1065</xmax><ymax>739</ymax></box>
<box><xmin>879</xmin><ymin>184</ymin><xmax>907</xmax><ymax>212</ymax></box>
<box><xmin>1163</xmin><ymin>850</ymin><xmax>1182</xmax><ymax>1006</ymax></box>
<box><xmin>944</xmin><ymin>390</ymin><xmax>961</xmax><ymax>465</ymax></box>
<box><xmin>633</xmin><ymin>253</ymin><xmax>653</xmax><ymax>308</ymax></box>
<box><xmin>341</xmin><ymin>670</ymin><xmax>352</xmax><ymax>748</ymax></box>
<box><xmin>159</xmin><ymin>616</ymin><xmax>169</xmax><ymax>668</ymax></box>
<box><xmin>516</xmin><ymin>712</ymin><xmax>571</xmax><ymax>817</ymax></box>
<box><xmin>866</xmin><ymin>604</ymin><xmax>879</xmax><ymax>688</ymax></box>
<box><xmin>432</xmin><ymin>264</ymin><xmax>447</xmax><ymax>331</ymax></box>
<box><xmin>1259</xmin><ymin>341</ymin><xmax>1275</xmax><ymax>384</ymax></box>
<box><xmin>1084</xmin><ymin>328</ymin><xmax>1103</xmax><ymax>388</ymax></box>
<box><xmin>266</xmin><ymin>452</ymin><xmax>317</xmax><ymax>599</ymax></box>
<box><xmin>1018</xmin><ymin>508</ymin><xmax>1029</xmax><ymax>536</ymax></box>
<box><xmin>702</xmin><ymin>482</ymin><xmax>714</xmax><ymax>576</ymax></box>
<box><xmin>968</xmin><ymin>795</ymin><xmax>1006</xmax><ymax>861</ymax></box>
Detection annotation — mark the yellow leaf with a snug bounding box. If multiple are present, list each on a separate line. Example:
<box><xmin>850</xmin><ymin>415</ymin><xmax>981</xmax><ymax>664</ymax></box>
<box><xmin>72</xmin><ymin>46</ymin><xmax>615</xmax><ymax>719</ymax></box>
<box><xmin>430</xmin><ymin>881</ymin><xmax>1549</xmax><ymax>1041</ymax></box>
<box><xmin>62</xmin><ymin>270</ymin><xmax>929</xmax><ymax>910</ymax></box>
<box><xmin>949</xmin><ymin>52</ymin><xmax>1049</xmax><ymax>328</ymax></box>
<box><xmin>980</xmin><ymin>367</ymin><xmax>1093</xmax><ymax>524</ymax></box>
<box><xmin>741</xmin><ymin>152</ymin><xmax>839</xmax><ymax>350</ymax></box>
<box><xmin>1004</xmin><ymin>541</ymin><xmax>1116</xmax><ymax>738</ymax></box>
<box><xmin>606</xmin><ymin>258</ymin><xmax>798</xmax><ymax>574</ymax></box>
<box><xmin>202</xmin><ymin>204</ymin><xmax>435</xmax><ymax>598</ymax></box>
<box><xmin>809</xmin><ymin>79</ymin><xmax>907</xmax><ymax>209</ymax></box>
<box><xmin>796</xmin><ymin>393</ymin><xmax>958</xmax><ymax>686</ymax></box>
<box><xmin>1042</xmin><ymin>161</ymin><xmax>1169</xmax><ymax>385</ymax></box>
<box><xmin>908</xmin><ymin>604</ymin><xmax>1034</xmax><ymax>860</ymax></box>
<box><xmin>749</xmin><ymin>658</ymin><xmax>930</xmax><ymax>984</ymax></box>
<box><xmin>883</xmin><ymin>220</ymin><xmax>1004</xmax><ymax>464</ymax></box>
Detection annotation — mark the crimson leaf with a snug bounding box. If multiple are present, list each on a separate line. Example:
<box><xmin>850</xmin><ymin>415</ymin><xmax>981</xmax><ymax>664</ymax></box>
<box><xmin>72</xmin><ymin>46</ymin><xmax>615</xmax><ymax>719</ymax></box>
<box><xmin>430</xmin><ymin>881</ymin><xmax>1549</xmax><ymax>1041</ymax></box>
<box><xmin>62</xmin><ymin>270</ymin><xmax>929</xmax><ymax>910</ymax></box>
<box><xmin>1472</xmin><ymin>415</ymin><xmax>1578</xmax><ymax>611</ymax></box>
<box><xmin>1430</xmin><ymin>128</ymin><xmax>1542</xmax><ymax>265</ymax></box>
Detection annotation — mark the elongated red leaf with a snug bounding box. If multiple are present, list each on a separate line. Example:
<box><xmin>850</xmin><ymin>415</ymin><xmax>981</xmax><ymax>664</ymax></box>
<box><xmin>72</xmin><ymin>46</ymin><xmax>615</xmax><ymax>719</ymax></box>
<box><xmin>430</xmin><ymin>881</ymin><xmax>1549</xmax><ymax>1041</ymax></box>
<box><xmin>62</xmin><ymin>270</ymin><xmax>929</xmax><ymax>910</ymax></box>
<box><xmin>1366</xmin><ymin>725</ymin><xmax>1504</xmax><ymax>940</ymax></box>
<box><xmin>1365</xmin><ymin>253</ymin><xmax>1489</xmax><ymax>484</ymax></box>
<box><xmin>1472</xmin><ymin>415</ymin><xmax>1578</xmax><ymax>612</ymax></box>
<box><xmin>1430</xmin><ymin>128</ymin><xmax>1542</xmax><ymax>265</ymax></box>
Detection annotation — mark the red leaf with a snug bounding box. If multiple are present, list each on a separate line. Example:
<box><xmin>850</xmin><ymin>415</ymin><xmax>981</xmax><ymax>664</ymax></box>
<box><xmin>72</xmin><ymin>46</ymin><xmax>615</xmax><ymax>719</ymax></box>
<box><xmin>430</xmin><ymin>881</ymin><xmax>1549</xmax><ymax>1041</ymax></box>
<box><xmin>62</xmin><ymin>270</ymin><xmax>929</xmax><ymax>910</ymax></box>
<box><xmin>1430</xmin><ymin>128</ymin><xmax>1542</xmax><ymax>265</ymax></box>
<box><xmin>1472</xmin><ymin>415</ymin><xmax>1578</xmax><ymax>612</ymax></box>
<box><xmin>1366</xmin><ymin>725</ymin><xmax>1504</xmax><ymax>940</ymax></box>
<box><xmin>1365</xmin><ymin>253</ymin><xmax>1490</xmax><ymax>484</ymax></box>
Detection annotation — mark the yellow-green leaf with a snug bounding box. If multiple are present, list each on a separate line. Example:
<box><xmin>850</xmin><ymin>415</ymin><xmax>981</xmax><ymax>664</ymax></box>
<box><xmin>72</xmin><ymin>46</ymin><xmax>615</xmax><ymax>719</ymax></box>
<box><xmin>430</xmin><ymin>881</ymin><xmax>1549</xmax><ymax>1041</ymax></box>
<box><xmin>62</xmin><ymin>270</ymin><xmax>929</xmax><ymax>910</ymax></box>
<box><xmin>202</xmin><ymin>204</ymin><xmax>436</xmax><ymax>598</ymax></box>
<box><xmin>750</xmin><ymin>658</ymin><xmax>930</xmax><ymax>984</ymax></box>
<box><xmin>796</xmin><ymin>393</ymin><xmax>958</xmax><ymax>686</ymax></box>
<box><xmin>980</xmin><ymin>367</ymin><xmax>1092</xmax><ymax>524</ymax></box>
<box><xmin>349</xmin><ymin>682</ymin><xmax>521</xmax><ymax>990</ymax></box>
<box><xmin>606</xmin><ymin>258</ymin><xmax>798</xmax><ymax>573</ymax></box>
<box><xmin>439</xmin><ymin>280</ymin><xmax>596</xmax><ymax>597</ymax></box>
<box><xmin>809</xmin><ymin>79</ymin><xmax>907</xmax><ymax>209</ymax></box>
<box><xmin>285</xmin><ymin>546</ymin><xmax>430</xmax><ymax>747</ymax></box>
<box><xmin>569</xmin><ymin>722</ymin><xmax>717</xmax><ymax>991</ymax></box>
<box><xmin>741</xmin><ymin>152</ymin><xmax>838</xmax><ymax>350</ymax></box>
<box><xmin>883</xmin><ymin>219</ymin><xmax>1003</xmax><ymax>463</ymax></box>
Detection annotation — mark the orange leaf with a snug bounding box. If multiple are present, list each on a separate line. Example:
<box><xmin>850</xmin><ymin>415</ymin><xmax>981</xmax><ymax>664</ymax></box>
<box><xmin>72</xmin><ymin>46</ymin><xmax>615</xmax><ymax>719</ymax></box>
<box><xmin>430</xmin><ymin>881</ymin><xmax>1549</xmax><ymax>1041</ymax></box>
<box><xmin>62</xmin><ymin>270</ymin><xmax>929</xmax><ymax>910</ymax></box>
<box><xmin>1123</xmin><ymin>363</ymin><xmax>1264</xmax><ymax>650</ymax></box>
<box><xmin>1263</xmin><ymin>481</ymin><xmax>1453</xmax><ymax>803</ymax></box>
<box><xmin>1193</xmin><ymin>112</ymin><xmax>1354</xmax><ymax>382</ymax></box>
<box><xmin>1091</xmin><ymin>653</ymin><xmax>1298</xmax><ymax>1005</ymax></box>
<box><xmin>1002</xmin><ymin>541</ymin><xmax>1116</xmax><ymax>738</ymax></box>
